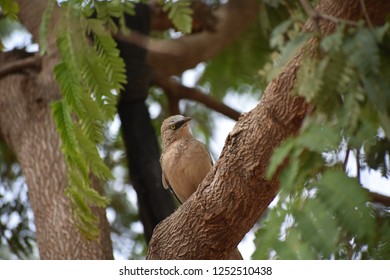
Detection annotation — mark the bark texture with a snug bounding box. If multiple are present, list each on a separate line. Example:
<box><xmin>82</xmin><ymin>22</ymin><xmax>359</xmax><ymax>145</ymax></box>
<box><xmin>147</xmin><ymin>0</ymin><xmax>390</xmax><ymax>259</ymax></box>
<box><xmin>0</xmin><ymin>0</ymin><xmax>113</xmax><ymax>259</ymax></box>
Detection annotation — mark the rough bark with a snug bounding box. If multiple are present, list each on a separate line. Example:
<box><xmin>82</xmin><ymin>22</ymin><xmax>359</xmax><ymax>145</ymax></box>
<box><xmin>147</xmin><ymin>0</ymin><xmax>390</xmax><ymax>260</ymax></box>
<box><xmin>0</xmin><ymin>0</ymin><xmax>113</xmax><ymax>259</ymax></box>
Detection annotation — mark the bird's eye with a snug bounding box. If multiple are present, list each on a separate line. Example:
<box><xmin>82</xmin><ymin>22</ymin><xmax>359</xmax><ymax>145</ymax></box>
<box><xmin>170</xmin><ymin>124</ymin><xmax>176</xmax><ymax>130</ymax></box>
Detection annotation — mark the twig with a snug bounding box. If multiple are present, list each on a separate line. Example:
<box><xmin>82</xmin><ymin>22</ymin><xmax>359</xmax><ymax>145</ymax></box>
<box><xmin>356</xmin><ymin>148</ymin><xmax>361</xmax><ymax>184</ymax></box>
<box><xmin>318</xmin><ymin>13</ymin><xmax>359</xmax><ymax>27</ymax></box>
<box><xmin>299</xmin><ymin>0</ymin><xmax>359</xmax><ymax>31</ymax></box>
<box><xmin>359</xmin><ymin>0</ymin><xmax>374</xmax><ymax>29</ymax></box>
<box><xmin>343</xmin><ymin>146</ymin><xmax>350</xmax><ymax>172</ymax></box>
<box><xmin>369</xmin><ymin>191</ymin><xmax>390</xmax><ymax>207</ymax></box>
<box><xmin>153</xmin><ymin>72</ymin><xmax>241</xmax><ymax>121</ymax></box>
<box><xmin>299</xmin><ymin>0</ymin><xmax>321</xmax><ymax>33</ymax></box>
<box><xmin>0</xmin><ymin>55</ymin><xmax>41</xmax><ymax>79</ymax></box>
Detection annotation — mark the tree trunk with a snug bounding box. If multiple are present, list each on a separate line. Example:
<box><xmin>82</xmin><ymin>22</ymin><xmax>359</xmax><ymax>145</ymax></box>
<box><xmin>0</xmin><ymin>0</ymin><xmax>113</xmax><ymax>259</ymax></box>
<box><xmin>116</xmin><ymin>4</ymin><xmax>176</xmax><ymax>243</ymax></box>
<box><xmin>147</xmin><ymin>0</ymin><xmax>390</xmax><ymax>260</ymax></box>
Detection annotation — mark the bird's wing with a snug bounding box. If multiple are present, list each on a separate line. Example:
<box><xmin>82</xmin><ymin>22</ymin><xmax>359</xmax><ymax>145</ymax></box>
<box><xmin>161</xmin><ymin>170</ymin><xmax>170</xmax><ymax>190</ymax></box>
<box><xmin>160</xmin><ymin>155</ymin><xmax>170</xmax><ymax>190</ymax></box>
<box><xmin>162</xmin><ymin>169</ymin><xmax>183</xmax><ymax>204</ymax></box>
<box><xmin>161</xmin><ymin>154</ymin><xmax>183</xmax><ymax>204</ymax></box>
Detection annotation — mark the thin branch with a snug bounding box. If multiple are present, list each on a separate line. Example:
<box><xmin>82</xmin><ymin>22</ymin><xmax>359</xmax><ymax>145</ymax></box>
<box><xmin>318</xmin><ymin>13</ymin><xmax>359</xmax><ymax>27</ymax></box>
<box><xmin>360</xmin><ymin>0</ymin><xmax>374</xmax><ymax>29</ymax></box>
<box><xmin>299</xmin><ymin>0</ymin><xmax>321</xmax><ymax>33</ymax></box>
<box><xmin>0</xmin><ymin>55</ymin><xmax>41</xmax><ymax>79</ymax></box>
<box><xmin>356</xmin><ymin>148</ymin><xmax>361</xmax><ymax>184</ymax></box>
<box><xmin>299</xmin><ymin>0</ymin><xmax>359</xmax><ymax>30</ymax></box>
<box><xmin>343</xmin><ymin>147</ymin><xmax>351</xmax><ymax>172</ymax></box>
<box><xmin>153</xmin><ymin>72</ymin><xmax>241</xmax><ymax>121</ymax></box>
<box><xmin>370</xmin><ymin>191</ymin><xmax>390</xmax><ymax>207</ymax></box>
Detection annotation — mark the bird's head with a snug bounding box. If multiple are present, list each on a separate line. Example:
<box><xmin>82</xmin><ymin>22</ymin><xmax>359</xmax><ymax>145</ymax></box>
<box><xmin>161</xmin><ymin>115</ymin><xmax>192</xmax><ymax>148</ymax></box>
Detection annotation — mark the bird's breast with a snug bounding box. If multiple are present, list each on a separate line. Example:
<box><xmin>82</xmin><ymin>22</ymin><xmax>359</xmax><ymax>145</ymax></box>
<box><xmin>162</xmin><ymin>138</ymin><xmax>212</xmax><ymax>202</ymax></box>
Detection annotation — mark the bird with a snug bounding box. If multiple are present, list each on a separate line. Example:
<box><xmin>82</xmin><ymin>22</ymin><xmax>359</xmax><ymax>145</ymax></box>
<box><xmin>160</xmin><ymin>115</ymin><xmax>243</xmax><ymax>260</ymax></box>
<box><xmin>160</xmin><ymin>115</ymin><xmax>212</xmax><ymax>203</ymax></box>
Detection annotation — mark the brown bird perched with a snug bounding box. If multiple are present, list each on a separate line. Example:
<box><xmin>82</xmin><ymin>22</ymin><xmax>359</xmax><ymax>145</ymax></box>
<box><xmin>160</xmin><ymin>115</ymin><xmax>212</xmax><ymax>203</ymax></box>
<box><xmin>160</xmin><ymin>115</ymin><xmax>243</xmax><ymax>260</ymax></box>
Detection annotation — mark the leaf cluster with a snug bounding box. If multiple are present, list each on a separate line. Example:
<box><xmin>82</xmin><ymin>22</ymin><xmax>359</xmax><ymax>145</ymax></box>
<box><xmin>0</xmin><ymin>0</ymin><xmax>25</xmax><ymax>51</ymax></box>
<box><xmin>199</xmin><ymin>3</ymin><xmax>290</xmax><ymax>100</ymax></box>
<box><xmin>161</xmin><ymin>0</ymin><xmax>193</xmax><ymax>34</ymax></box>
<box><xmin>253</xmin><ymin>5</ymin><xmax>390</xmax><ymax>259</ymax></box>
<box><xmin>48</xmin><ymin>0</ymin><xmax>130</xmax><ymax>239</ymax></box>
<box><xmin>0</xmin><ymin>0</ymin><xmax>19</xmax><ymax>20</ymax></box>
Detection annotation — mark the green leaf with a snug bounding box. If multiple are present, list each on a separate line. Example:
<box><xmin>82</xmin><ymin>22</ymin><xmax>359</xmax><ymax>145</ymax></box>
<box><xmin>88</xmin><ymin>18</ymin><xmax>127</xmax><ymax>90</ymax></box>
<box><xmin>252</xmin><ymin>208</ymin><xmax>287</xmax><ymax>259</ymax></box>
<box><xmin>293</xmin><ymin>199</ymin><xmax>339</xmax><ymax>257</ymax></box>
<box><xmin>0</xmin><ymin>0</ymin><xmax>19</xmax><ymax>19</ymax></box>
<box><xmin>320</xmin><ymin>23</ymin><xmax>345</xmax><ymax>53</ymax></box>
<box><xmin>74</xmin><ymin>125</ymin><xmax>113</xmax><ymax>180</ymax></box>
<box><xmin>277</xmin><ymin>229</ymin><xmax>316</xmax><ymax>259</ymax></box>
<box><xmin>266</xmin><ymin>138</ymin><xmax>295</xmax><ymax>178</ymax></box>
<box><xmin>297</xmin><ymin>124</ymin><xmax>340</xmax><ymax>153</ymax></box>
<box><xmin>52</xmin><ymin>2</ymin><xmax>124</xmax><ymax>239</ymax></box>
<box><xmin>54</xmin><ymin>62</ymin><xmax>84</xmax><ymax>115</ymax></box>
<box><xmin>275</xmin><ymin>32</ymin><xmax>312</xmax><ymax>69</ymax></box>
<box><xmin>51</xmin><ymin>100</ymin><xmax>78</xmax><ymax>154</ymax></box>
<box><xmin>39</xmin><ymin>0</ymin><xmax>54</xmax><ymax>55</ymax></box>
<box><xmin>343</xmin><ymin>28</ymin><xmax>380</xmax><ymax>76</ymax></box>
<box><xmin>317</xmin><ymin>170</ymin><xmax>375</xmax><ymax>241</ymax></box>
<box><xmin>163</xmin><ymin>0</ymin><xmax>193</xmax><ymax>34</ymax></box>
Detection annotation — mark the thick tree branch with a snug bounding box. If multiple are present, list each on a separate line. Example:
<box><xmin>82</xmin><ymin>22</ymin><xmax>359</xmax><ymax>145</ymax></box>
<box><xmin>116</xmin><ymin>0</ymin><xmax>259</xmax><ymax>78</ymax></box>
<box><xmin>147</xmin><ymin>0</ymin><xmax>390</xmax><ymax>260</ymax></box>
<box><xmin>147</xmin><ymin>0</ymin><xmax>259</xmax><ymax>77</ymax></box>
<box><xmin>153</xmin><ymin>72</ymin><xmax>241</xmax><ymax>121</ymax></box>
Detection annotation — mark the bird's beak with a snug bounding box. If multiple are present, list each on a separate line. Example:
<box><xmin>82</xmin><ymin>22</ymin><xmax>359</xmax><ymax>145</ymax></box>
<box><xmin>176</xmin><ymin>116</ymin><xmax>192</xmax><ymax>129</ymax></box>
<box><xmin>182</xmin><ymin>116</ymin><xmax>192</xmax><ymax>123</ymax></box>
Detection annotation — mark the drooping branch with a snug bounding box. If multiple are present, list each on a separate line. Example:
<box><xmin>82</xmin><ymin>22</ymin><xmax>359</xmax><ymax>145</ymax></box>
<box><xmin>115</xmin><ymin>0</ymin><xmax>259</xmax><ymax>78</ymax></box>
<box><xmin>153</xmin><ymin>72</ymin><xmax>241</xmax><ymax>121</ymax></box>
<box><xmin>147</xmin><ymin>0</ymin><xmax>390</xmax><ymax>260</ymax></box>
<box><xmin>147</xmin><ymin>0</ymin><xmax>260</xmax><ymax>77</ymax></box>
<box><xmin>359</xmin><ymin>0</ymin><xmax>374</xmax><ymax>29</ymax></box>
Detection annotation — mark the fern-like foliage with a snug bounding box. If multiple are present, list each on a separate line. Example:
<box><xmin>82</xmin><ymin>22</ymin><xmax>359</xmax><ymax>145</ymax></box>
<box><xmin>254</xmin><ymin>7</ymin><xmax>390</xmax><ymax>259</ymax></box>
<box><xmin>49</xmin><ymin>0</ymin><xmax>130</xmax><ymax>239</ymax></box>
<box><xmin>162</xmin><ymin>0</ymin><xmax>193</xmax><ymax>34</ymax></box>
<box><xmin>0</xmin><ymin>0</ymin><xmax>19</xmax><ymax>20</ymax></box>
